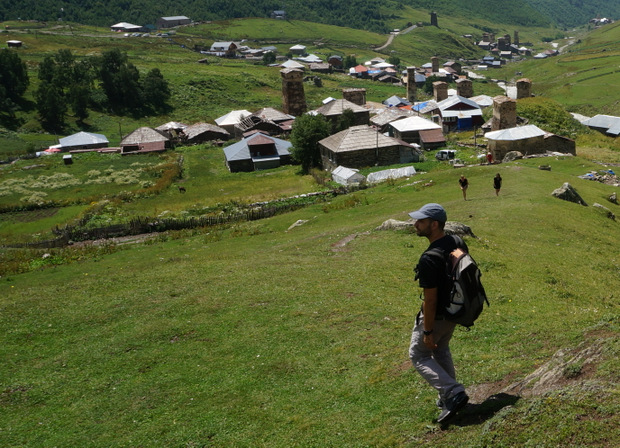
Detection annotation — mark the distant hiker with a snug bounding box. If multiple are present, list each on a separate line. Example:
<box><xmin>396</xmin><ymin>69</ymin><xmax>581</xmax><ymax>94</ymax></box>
<box><xmin>486</xmin><ymin>152</ymin><xmax>493</xmax><ymax>165</ymax></box>
<box><xmin>494</xmin><ymin>173</ymin><xmax>502</xmax><ymax>196</ymax></box>
<box><xmin>178</xmin><ymin>186</ymin><xmax>186</xmax><ymax>193</ymax></box>
<box><xmin>408</xmin><ymin>203</ymin><xmax>470</xmax><ymax>424</ymax></box>
<box><xmin>458</xmin><ymin>175</ymin><xmax>469</xmax><ymax>201</ymax></box>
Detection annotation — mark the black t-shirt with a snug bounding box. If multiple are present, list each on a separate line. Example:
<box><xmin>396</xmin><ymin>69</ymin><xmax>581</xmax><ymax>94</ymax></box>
<box><xmin>416</xmin><ymin>234</ymin><xmax>468</xmax><ymax>310</ymax></box>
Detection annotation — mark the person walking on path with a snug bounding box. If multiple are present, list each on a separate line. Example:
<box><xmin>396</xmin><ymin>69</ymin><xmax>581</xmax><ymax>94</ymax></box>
<box><xmin>408</xmin><ymin>203</ymin><xmax>469</xmax><ymax>424</ymax></box>
<box><xmin>493</xmin><ymin>173</ymin><xmax>502</xmax><ymax>196</ymax></box>
<box><xmin>486</xmin><ymin>152</ymin><xmax>493</xmax><ymax>165</ymax></box>
<box><xmin>458</xmin><ymin>175</ymin><xmax>469</xmax><ymax>201</ymax></box>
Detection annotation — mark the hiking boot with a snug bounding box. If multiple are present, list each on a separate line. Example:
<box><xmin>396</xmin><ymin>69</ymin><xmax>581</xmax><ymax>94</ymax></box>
<box><xmin>436</xmin><ymin>397</ymin><xmax>444</xmax><ymax>408</ymax></box>
<box><xmin>436</xmin><ymin>391</ymin><xmax>469</xmax><ymax>424</ymax></box>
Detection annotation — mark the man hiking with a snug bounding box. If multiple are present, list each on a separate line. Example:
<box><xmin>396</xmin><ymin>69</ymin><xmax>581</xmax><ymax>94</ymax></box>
<box><xmin>408</xmin><ymin>203</ymin><xmax>469</xmax><ymax>424</ymax></box>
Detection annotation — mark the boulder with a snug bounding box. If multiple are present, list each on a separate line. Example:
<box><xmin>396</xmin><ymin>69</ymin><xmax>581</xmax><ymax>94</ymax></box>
<box><xmin>552</xmin><ymin>182</ymin><xmax>587</xmax><ymax>206</ymax></box>
<box><xmin>375</xmin><ymin>219</ymin><xmax>477</xmax><ymax>238</ymax></box>
<box><xmin>503</xmin><ymin>151</ymin><xmax>523</xmax><ymax>163</ymax></box>
<box><xmin>593</xmin><ymin>203</ymin><xmax>616</xmax><ymax>221</ymax></box>
<box><xmin>608</xmin><ymin>192</ymin><xmax>618</xmax><ymax>205</ymax></box>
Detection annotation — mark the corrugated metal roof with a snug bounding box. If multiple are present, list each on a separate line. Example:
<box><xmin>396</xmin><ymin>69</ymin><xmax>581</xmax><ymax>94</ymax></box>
<box><xmin>583</xmin><ymin>114</ymin><xmax>620</xmax><ymax>133</ymax></box>
<box><xmin>419</xmin><ymin>129</ymin><xmax>446</xmax><ymax>143</ymax></box>
<box><xmin>484</xmin><ymin>124</ymin><xmax>546</xmax><ymax>141</ymax></box>
<box><xmin>59</xmin><ymin>131</ymin><xmax>109</xmax><ymax>147</ymax></box>
<box><xmin>223</xmin><ymin>133</ymin><xmax>291</xmax><ymax>162</ymax></box>
<box><xmin>215</xmin><ymin>110</ymin><xmax>252</xmax><ymax>126</ymax></box>
<box><xmin>390</xmin><ymin>116</ymin><xmax>440</xmax><ymax>132</ymax></box>
<box><xmin>319</xmin><ymin>125</ymin><xmax>399</xmax><ymax>153</ymax></box>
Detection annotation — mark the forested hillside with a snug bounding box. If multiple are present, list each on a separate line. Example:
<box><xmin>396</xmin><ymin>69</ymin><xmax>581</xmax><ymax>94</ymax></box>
<box><xmin>0</xmin><ymin>0</ymin><xmax>617</xmax><ymax>32</ymax></box>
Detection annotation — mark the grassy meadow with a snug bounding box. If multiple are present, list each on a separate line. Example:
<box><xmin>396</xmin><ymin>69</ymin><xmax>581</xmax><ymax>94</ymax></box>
<box><xmin>1</xmin><ymin>154</ymin><xmax>619</xmax><ymax>447</ymax></box>
<box><xmin>1</xmin><ymin>15</ymin><xmax>620</xmax><ymax>447</ymax></box>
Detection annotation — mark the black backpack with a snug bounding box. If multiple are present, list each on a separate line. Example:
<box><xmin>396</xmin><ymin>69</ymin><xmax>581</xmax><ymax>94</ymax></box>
<box><xmin>425</xmin><ymin>237</ymin><xmax>489</xmax><ymax>328</ymax></box>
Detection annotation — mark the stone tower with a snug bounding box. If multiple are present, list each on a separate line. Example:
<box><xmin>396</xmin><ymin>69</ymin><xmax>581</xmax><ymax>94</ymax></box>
<box><xmin>280</xmin><ymin>68</ymin><xmax>306</xmax><ymax>116</ymax></box>
<box><xmin>342</xmin><ymin>88</ymin><xmax>366</xmax><ymax>106</ymax></box>
<box><xmin>431</xmin><ymin>56</ymin><xmax>439</xmax><ymax>73</ymax></box>
<box><xmin>433</xmin><ymin>81</ymin><xmax>448</xmax><ymax>102</ymax></box>
<box><xmin>491</xmin><ymin>95</ymin><xmax>516</xmax><ymax>131</ymax></box>
<box><xmin>456</xmin><ymin>78</ymin><xmax>473</xmax><ymax>98</ymax></box>
<box><xmin>516</xmin><ymin>78</ymin><xmax>532</xmax><ymax>99</ymax></box>
<box><xmin>430</xmin><ymin>12</ymin><xmax>438</xmax><ymax>27</ymax></box>
<box><xmin>406</xmin><ymin>66</ymin><xmax>417</xmax><ymax>103</ymax></box>
<box><xmin>514</xmin><ymin>30</ymin><xmax>520</xmax><ymax>46</ymax></box>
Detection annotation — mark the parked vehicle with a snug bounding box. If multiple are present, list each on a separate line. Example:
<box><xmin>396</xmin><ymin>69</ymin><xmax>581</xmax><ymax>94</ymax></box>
<box><xmin>435</xmin><ymin>149</ymin><xmax>457</xmax><ymax>161</ymax></box>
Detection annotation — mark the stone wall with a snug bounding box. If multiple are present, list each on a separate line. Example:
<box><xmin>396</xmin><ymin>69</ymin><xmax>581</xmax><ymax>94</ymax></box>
<box><xmin>342</xmin><ymin>88</ymin><xmax>366</xmax><ymax>106</ymax></box>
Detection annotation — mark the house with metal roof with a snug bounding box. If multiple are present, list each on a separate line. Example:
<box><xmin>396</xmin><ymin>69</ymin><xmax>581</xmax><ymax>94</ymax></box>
<box><xmin>215</xmin><ymin>110</ymin><xmax>252</xmax><ymax>134</ymax></box>
<box><xmin>59</xmin><ymin>131</ymin><xmax>109</xmax><ymax>151</ymax></box>
<box><xmin>319</xmin><ymin>125</ymin><xmax>420</xmax><ymax>170</ymax></box>
<box><xmin>223</xmin><ymin>133</ymin><xmax>292</xmax><ymax>172</ymax></box>
<box><xmin>485</xmin><ymin>124</ymin><xmax>575</xmax><ymax>160</ymax></box>
<box><xmin>383</xmin><ymin>95</ymin><xmax>410</xmax><ymax>108</ymax></box>
<box><xmin>431</xmin><ymin>95</ymin><xmax>483</xmax><ymax>131</ymax></box>
<box><xmin>110</xmin><ymin>22</ymin><xmax>143</xmax><ymax>32</ymax></box>
<box><xmin>208</xmin><ymin>42</ymin><xmax>238</xmax><ymax>57</ymax></box>
<box><xmin>582</xmin><ymin>114</ymin><xmax>620</xmax><ymax>137</ymax></box>
<box><xmin>389</xmin><ymin>116</ymin><xmax>445</xmax><ymax>149</ymax></box>
<box><xmin>156</xmin><ymin>16</ymin><xmax>191</xmax><ymax>28</ymax></box>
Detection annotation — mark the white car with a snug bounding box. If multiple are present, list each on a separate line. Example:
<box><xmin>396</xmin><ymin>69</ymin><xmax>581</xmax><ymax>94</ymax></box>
<box><xmin>435</xmin><ymin>149</ymin><xmax>457</xmax><ymax>161</ymax></box>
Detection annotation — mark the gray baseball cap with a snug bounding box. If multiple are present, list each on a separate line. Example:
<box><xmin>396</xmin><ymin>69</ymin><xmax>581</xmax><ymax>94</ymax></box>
<box><xmin>408</xmin><ymin>203</ymin><xmax>447</xmax><ymax>222</ymax></box>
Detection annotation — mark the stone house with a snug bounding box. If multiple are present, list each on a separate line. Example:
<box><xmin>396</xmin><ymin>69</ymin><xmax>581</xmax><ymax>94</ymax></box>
<box><xmin>314</xmin><ymin>98</ymin><xmax>370</xmax><ymax>129</ymax></box>
<box><xmin>484</xmin><ymin>124</ymin><xmax>575</xmax><ymax>160</ymax></box>
<box><xmin>223</xmin><ymin>133</ymin><xmax>292</xmax><ymax>172</ymax></box>
<box><xmin>319</xmin><ymin>125</ymin><xmax>419</xmax><ymax>171</ymax></box>
<box><xmin>233</xmin><ymin>107</ymin><xmax>295</xmax><ymax>138</ymax></box>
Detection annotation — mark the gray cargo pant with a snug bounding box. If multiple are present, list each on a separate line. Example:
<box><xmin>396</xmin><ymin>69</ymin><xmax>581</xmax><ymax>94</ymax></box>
<box><xmin>409</xmin><ymin>312</ymin><xmax>465</xmax><ymax>403</ymax></box>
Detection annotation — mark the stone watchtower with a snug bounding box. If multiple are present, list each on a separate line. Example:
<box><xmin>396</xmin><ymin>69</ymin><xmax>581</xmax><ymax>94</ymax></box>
<box><xmin>342</xmin><ymin>88</ymin><xmax>366</xmax><ymax>106</ymax></box>
<box><xmin>406</xmin><ymin>66</ymin><xmax>417</xmax><ymax>103</ymax></box>
<box><xmin>431</xmin><ymin>56</ymin><xmax>440</xmax><ymax>73</ymax></box>
<box><xmin>280</xmin><ymin>68</ymin><xmax>306</xmax><ymax>116</ymax></box>
<box><xmin>516</xmin><ymin>78</ymin><xmax>532</xmax><ymax>99</ymax></box>
<box><xmin>455</xmin><ymin>78</ymin><xmax>473</xmax><ymax>98</ymax></box>
<box><xmin>430</xmin><ymin>12</ymin><xmax>438</xmax><ymax>27</ymax></box>
<box><xmin>514</xmin><ymin>30</ymin><xmax>520</xmax><ymax>46</ymax></box>
<box><xmin>433</xmin><ymin>81</ymin><xmax>448</xmax><ymax>102</ymax></box>
<box><xmin>491</xmin><ymin>95</ymin><xmax>516</xmax><ymax>131</ymax></box>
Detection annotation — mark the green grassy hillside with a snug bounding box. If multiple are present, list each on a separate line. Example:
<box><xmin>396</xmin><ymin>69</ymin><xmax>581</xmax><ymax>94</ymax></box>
<box><xmin>1</xmin><ymin>156</ymin><xmax>618</xmax><ymax>446</ymax></box>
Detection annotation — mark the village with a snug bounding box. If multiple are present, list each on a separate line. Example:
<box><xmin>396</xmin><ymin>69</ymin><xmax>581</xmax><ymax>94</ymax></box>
<box><xmin>32</xmin><ymin>11</ymin><xmax>618</xmax><ymax>188</ymax></box>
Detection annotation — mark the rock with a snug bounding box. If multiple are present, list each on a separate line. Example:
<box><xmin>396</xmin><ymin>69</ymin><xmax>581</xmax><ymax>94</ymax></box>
<box><xmin>552</xmin><ymin>182</ymin><xmax>587</xmax><ymax>206</ymax></box>
<box><xmin>375</xmin><ymin>219</ymin><xmax>476</xmax><ymax>238</ymax></box>
<box><xmin>609</xmin><ymin>192</ymin><xmax>618</xmax><ymax>205</ymax></box>
<box><xmin>593</xmin><ymin>203</ymin><xmax>616</xmax><ymax>220</ymax></box>
<box><xmin>538</xmin><ymin>164</ymin><xmax>551</xmax><ymax>171</ymax></box>
<box><xmin>502</xmin><ymin>151</ymin><xmax>523</xmax><ymax>163</ymax></box>
<box><xmin>288</xmin><ymin>219</ymin><xmax>308</xmax><ymax>230</ymax></box>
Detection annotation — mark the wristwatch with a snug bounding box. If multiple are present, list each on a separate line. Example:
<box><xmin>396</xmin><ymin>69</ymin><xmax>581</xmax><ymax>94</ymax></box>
<box><xmin>423</xmin><ymin>329</ymin><xmax>434</xmax><ymax>336</ymax></box>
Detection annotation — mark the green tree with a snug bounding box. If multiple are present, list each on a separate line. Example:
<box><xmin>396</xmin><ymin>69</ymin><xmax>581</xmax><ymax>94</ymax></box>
<box><xmin>343</xmin><ymin>55</ymin><xmax>357</xmax><ymax>70</ymax></box>
<box><xmin>336</xmin><ymin>109</ymin><xmax>357</xmax><ymax>132</ymax></box>
<box><xmin>96</xmin><ymin>49</ymin><xmax>141</xmax><ymax>113</ymax></box>
<box><xmin>0</xmin><ymin>49</ymin><xmax>29</xmax><ymax>115</ymax></box>
<box><xmin>35</xmin><ymin>81</ymin><xmax>67</xmax><ymax>131</ymax></box>
<box><xmin>142</xmin><ymin>68</ymin><xmax>171</xmax><ymax>114</ymax></box>
<box><xmin>262</xmin><ymin>51</ymin><xmax>276</xmax><ymax>65</ymax></box>
<box><xmin>290</xmin><ymin>114</ymin><xmax>331</xmax><ymax>174</ymax></box>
